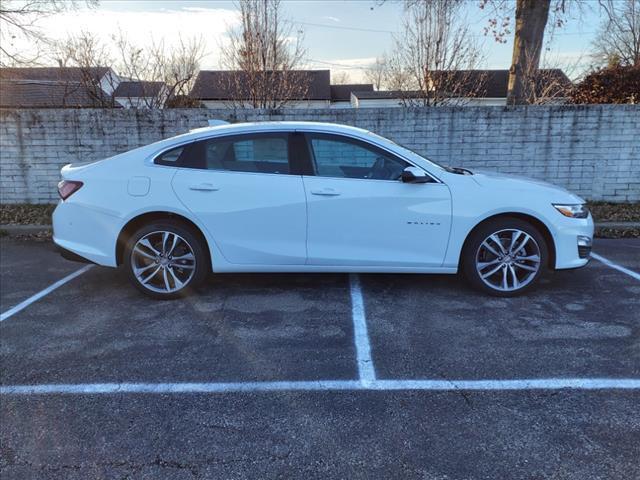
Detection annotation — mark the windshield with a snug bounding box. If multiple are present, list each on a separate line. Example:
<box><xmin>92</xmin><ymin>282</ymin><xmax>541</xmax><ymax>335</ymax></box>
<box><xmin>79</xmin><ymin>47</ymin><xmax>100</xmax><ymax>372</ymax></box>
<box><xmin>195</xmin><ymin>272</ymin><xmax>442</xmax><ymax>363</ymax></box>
<box><xmin>371</xmin><ymin>133</ymin><xmax>472</xmax><ymax>175</ymax></box>
<box><xmin>365</xmin><ymin>131</ymin><xmax>446</xmax><ymax>170</ymax></box>
<box><xmin>389</xmin><ymin>141</ymin><xmax>447</xmax><ymax>171</ymax></box>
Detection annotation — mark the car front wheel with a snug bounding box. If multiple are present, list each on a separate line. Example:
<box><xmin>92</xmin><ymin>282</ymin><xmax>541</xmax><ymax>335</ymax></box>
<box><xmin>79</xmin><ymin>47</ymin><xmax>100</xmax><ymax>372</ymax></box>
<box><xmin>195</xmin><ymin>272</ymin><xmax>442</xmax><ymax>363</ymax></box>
<box><xmin>462</xmin><ymin>218</ymin><xmax>548</xmax><ymax>297</ymax></box>
<box><xmin>124</xmin><ymin>221</ymin><xmax>208</xmax><ymax>299</ymax></box>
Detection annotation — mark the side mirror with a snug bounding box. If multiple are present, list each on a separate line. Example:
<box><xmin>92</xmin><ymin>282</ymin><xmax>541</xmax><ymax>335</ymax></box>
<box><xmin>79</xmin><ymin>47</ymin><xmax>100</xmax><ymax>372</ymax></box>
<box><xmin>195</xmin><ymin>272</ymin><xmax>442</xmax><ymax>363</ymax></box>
<box><xmin>401</xmin><ymin>166</ymin><xmax>431</xmax><ymax>184</ymax></box>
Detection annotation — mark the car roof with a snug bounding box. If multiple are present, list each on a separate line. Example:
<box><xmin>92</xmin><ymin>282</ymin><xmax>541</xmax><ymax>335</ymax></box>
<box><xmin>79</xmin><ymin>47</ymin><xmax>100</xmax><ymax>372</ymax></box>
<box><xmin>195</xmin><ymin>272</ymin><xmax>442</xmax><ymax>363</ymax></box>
<box><xmin>188</xmin><ymin>121</ymin><xmax>373</xmax><ymax>138</ymax></box>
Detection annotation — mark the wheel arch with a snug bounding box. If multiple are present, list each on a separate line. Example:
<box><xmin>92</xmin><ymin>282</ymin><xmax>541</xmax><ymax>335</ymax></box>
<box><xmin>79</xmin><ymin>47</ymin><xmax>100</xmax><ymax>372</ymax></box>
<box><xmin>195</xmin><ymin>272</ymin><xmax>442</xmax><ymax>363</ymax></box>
<box><xmin>116</xmin><ymin>211</ymin><xmax>212</xmax><ymax>269</ymax></box>
<box><xmin>459</xmin><ymin>212</ymin><xmax>556</xmax><ymax>270</ymax></box>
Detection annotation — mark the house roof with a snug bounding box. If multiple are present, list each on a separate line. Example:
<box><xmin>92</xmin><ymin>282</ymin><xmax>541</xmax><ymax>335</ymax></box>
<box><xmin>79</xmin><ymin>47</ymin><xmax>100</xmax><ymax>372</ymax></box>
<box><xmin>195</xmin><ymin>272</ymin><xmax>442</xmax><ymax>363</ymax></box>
<box><xmin>428</xmin><ymin>69</ymin><xmax>572</xmax><ymax>98</ymax></box>
<box><xmin>330</xmin><ymin>84</ymin><xmax>374</xmax><ymax>101</ymax></box>
<box><xmin>351</xmin><ymin>90</ymin><xmax>423</xmax><ymax>100</ymax></box>
<box><xmin>114</xmin><ymin>81</ymin><xmax>166</xmax><ymax>98</ymax></box>
<box><xmin>0</xmin><ymin>79</ymin><xmax>114</xmax><ymax>108</ymax></box>
<box><xmin>351</xmin><ymin>70</ymin><xmax>572</xmax><ymax>100</ymax></box>
<box><xmin>0</xmin><ymin>66</ymin><xmax>112</xmax><ymax>83</ymax></box>
<box><xmin>190</xmin><ymin>70</ymin><xmax>332</xmax><ymax>101</ymax></box>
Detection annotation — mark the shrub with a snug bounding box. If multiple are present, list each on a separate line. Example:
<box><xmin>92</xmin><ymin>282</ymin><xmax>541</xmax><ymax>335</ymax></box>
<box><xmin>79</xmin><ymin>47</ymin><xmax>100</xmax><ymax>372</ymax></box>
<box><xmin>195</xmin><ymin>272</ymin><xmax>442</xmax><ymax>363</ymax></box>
<box><xmin>569</xmin><ymin>64</ymin><xmax>640</xmax><ymax>104</ymax></box>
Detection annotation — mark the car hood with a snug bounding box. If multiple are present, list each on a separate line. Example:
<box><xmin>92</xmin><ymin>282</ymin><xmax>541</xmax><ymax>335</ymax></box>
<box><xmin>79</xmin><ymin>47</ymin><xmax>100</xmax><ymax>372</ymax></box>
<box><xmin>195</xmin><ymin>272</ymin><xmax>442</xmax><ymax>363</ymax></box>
<box><xmin>471</xmin><ymin>169</ymin><xmax>586</xmax><ymax>203</ymax></box>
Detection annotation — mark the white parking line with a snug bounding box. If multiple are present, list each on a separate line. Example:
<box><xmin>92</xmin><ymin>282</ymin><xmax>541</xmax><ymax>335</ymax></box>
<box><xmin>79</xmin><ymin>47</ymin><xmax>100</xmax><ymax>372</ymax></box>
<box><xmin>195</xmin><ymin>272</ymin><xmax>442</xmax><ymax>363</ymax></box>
<box><xmin>2</xmin><ymin>378</ymin><xmax>640</xmax><ymax>395</ymax></box>
<box><xmin>592</xmin><ymin>253</ymin><xmax>640</xmax><ymax>281</ymax></box>
<box><xmin>349</xmin><ymin>274</ymin><xmax>376</xmax><ymax>383</ymax></box>
<box><xmin>0</xmin><ymin>265</ymin><xmax>93</xmax><ymax>322</ymax></box>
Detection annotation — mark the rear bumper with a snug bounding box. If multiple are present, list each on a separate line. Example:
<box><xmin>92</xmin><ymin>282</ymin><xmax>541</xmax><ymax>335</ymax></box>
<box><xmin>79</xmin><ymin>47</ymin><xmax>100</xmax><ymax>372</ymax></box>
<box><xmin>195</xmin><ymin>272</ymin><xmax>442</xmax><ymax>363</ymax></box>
<box><xmin>55</xmin><ymin>243</ymin><xmax>95</xmax><ymax>264</ymax></box>
<box><xmin>52</xmin><ymin>201</ymin><xmax>120</xmax><ymax>267</ymax></box>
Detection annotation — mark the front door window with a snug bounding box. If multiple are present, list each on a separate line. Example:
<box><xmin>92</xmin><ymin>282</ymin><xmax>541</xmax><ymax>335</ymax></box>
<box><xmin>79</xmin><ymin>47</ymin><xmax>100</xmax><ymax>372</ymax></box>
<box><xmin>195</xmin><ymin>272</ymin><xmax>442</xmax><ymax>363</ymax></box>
<box><xmin>308</xmin><ymin>134</ymin><xmax>409</xmax><ymax>181</ymax></box>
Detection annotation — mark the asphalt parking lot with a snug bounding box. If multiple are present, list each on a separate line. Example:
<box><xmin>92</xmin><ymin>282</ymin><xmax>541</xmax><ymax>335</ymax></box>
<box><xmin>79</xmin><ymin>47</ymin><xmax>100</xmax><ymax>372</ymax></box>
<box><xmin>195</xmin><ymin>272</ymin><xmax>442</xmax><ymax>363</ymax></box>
<box><xmin>1</xmin><ymin>237</ymin><xmax>639</xmax><ymax>479</ymax></box>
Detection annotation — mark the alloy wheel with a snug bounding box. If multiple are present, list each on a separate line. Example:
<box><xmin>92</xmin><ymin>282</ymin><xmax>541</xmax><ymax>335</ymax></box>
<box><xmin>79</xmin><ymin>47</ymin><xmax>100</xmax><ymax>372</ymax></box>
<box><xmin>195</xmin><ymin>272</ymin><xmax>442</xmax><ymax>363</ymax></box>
<box><xmin>475</xmin><ymin>228</ymin><xmax>541</xmax><ymax>292</ymax></box>
<box><xmin>130</xmin><ymin>231</ymin><xmax>196</xmax><ymax>294</ymax></box>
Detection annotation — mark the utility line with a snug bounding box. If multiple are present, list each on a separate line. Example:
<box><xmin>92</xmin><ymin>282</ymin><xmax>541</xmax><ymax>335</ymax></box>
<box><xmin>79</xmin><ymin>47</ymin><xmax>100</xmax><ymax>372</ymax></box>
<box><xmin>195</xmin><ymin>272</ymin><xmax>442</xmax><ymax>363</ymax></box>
<box><xmin>296</xmin><ymin>20</ymin><xmax>596</xmax><ymax>37</ymax></box>
<box><xmin>296</xmin><ymin>20</ymin><xmax>396</xmax><ymax>34</ymax></box>
<box><xmin>308</xmin><ymin>59</ymin><xmax>374</xmax><ymax>70</ymax></box>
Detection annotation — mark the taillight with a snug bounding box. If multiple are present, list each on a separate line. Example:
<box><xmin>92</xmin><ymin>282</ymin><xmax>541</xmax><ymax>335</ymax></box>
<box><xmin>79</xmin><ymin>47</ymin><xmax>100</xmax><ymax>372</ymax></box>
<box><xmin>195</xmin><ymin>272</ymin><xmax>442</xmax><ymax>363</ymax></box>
<box><xmin>58</xmin><ymin>180</ymin><xmax>83</xmax><ymax>200</ymax></box>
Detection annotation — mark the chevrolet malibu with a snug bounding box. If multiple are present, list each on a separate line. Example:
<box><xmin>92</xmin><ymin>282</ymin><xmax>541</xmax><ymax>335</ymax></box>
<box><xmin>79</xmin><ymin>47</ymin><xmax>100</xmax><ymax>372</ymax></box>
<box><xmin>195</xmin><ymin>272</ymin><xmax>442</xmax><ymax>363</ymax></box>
<box><xmin>53</xmin><ymin>121</ymin><xmax>594</xmax><ymax>299</ymax></box>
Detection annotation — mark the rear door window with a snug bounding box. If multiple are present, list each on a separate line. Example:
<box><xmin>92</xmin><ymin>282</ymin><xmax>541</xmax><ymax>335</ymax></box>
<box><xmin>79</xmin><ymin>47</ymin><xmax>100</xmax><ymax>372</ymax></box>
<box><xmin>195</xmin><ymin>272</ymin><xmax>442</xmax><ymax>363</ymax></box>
<box><xmin>154</xmin><ymin>146</ymin><xmax>185</xmax><ymax>166</ymax></box>
<box><xmin>200</xmin><ymin>134</ymin><xmax>291</xmax><ymax>174</ymax></box>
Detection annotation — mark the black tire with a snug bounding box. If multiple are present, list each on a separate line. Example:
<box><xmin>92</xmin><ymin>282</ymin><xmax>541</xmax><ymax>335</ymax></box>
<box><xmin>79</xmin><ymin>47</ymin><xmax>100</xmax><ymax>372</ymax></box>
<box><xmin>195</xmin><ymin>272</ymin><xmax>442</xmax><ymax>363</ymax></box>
<box><xmin>123</xmin><ymin>220</ymin><xmax>209</xmax><ymax>300</ymax></box>
<box><xmin>462</xmin><ymin>217</ymin><xmax>549</xmax><ymax>297</ymax></box>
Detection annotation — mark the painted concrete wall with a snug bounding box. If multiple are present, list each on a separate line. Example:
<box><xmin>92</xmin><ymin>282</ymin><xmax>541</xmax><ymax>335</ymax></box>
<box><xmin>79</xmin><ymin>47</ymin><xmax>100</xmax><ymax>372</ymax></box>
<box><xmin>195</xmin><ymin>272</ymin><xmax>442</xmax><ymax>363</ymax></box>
<box><xmin>1</xmin><ymin>105</ymin><xmax>638</xmax><ymax>204</ymax></box>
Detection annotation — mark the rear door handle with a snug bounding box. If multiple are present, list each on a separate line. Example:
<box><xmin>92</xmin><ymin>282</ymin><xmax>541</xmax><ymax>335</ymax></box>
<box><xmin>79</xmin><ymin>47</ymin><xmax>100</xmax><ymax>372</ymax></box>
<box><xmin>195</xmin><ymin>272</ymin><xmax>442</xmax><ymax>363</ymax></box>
<box><xmin>310</xmin><ymin>188</ymin><xmax>341</xmax><ymax>196</ymax></box>
<box><xmin>189</xmin><ymin>183</ymin><xmax>219</xmax><ymax>192</ymax></box>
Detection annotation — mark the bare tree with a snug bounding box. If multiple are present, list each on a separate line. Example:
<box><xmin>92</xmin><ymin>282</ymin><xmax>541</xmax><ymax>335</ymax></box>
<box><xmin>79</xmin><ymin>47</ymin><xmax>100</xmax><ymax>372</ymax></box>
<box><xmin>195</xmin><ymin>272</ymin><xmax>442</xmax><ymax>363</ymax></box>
<box><xmin>53</xmin><ymin>30</ymin><xmax>117</xmax><ymax>107</ymax></box>
<box><xmin>385</xmin><ymin>0</ymin><xmax>486</xmax><ymax>106</ymax></box>
<box><xmin>519</xmin><ymin>51</ymin><xmax>575</xmax><ymax>104</ymax></box>
<box><xmin>364</xmin><ymin>56</ymin><xmax>387</xmax><ymax>90</ymax></box>
<box><xmin>0</xmin><ymin>0</ymin><xmax>97</xmax><ymax>66</ymax></box>
<box><xmin>331</xmin><ymin>71</ymin><xmax>351</xmax><ymax>84</ymax></box>
<box><xmin>479</xmin><ymin>0</ymin><xmax>586</xmax><ymax>104</ymax></box>
<box><xmin>374</xmin><ymin>0</ymin><xmax>581</xmax><ymax>104</ymax></box>
<box><xmin>114</xmin><ymin>32</ymin><xmax>206</xmax><ymax>108</ymax></box>
<box><xmin>592</xmin><ymin>0</ymin><xmax>640</xmax><ymax>67</ymax></box>
<box><xmin>220</xmin><ymin>0</ymin><xmax>310</xmax><ymax>108</ymax></box>
<box><xmin>384</xmin><ymin>67</ymin><xmax>414</xmax><ymax>91</ymax></box>
<box><xmin>54</xmin><ymin>30</ymin><xmax>205</xmax><ymax>109</ymax></box>
<box><xmin>506</xmin><ymin>0</ymin><xmax>551</xmax><ymax>104</ymax></box>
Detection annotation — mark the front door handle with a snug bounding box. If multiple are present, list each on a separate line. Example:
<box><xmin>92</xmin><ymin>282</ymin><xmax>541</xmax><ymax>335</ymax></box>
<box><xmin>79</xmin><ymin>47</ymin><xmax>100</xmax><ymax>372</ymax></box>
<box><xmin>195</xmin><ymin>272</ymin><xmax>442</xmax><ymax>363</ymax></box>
<box><xmin>189</xmin><ymin>183</ymin><xmax>219</xmax><ymax>192</ymax></box>
<box><xmin>310</xmin><ymin>188</ymin><xmax>341</xmax><ymax>196</ymax></box>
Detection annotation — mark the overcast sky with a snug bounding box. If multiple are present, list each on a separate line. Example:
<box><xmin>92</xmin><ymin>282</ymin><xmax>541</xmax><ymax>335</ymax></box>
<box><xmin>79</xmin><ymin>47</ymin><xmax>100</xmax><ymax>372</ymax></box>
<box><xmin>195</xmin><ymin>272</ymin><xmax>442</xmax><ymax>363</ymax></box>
<box><xmin>24</xmin><ymin>0</ymin><xmax>604</xmax><ymax>82</ymax></box>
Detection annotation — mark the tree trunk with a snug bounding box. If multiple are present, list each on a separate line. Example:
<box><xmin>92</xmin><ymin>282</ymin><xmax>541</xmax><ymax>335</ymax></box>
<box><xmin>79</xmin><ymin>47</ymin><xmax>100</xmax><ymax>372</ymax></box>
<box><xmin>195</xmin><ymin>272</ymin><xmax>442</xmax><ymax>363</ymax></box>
<box><xmin>507</xmin><ymin>0</ymin><xmax>551</xmax><ymax>105</ymax></box>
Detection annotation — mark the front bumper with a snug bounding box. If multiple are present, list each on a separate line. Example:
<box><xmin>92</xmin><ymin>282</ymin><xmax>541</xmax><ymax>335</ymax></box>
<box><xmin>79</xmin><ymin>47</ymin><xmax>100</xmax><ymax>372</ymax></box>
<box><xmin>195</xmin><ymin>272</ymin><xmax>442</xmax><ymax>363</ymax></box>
<box><xmin>577</xmin><ymin>235</ymin><xmax>592</xmax><ymax>259</ymax></box>
<box><xmin>553</xmin><ymin>214</ymin><xmax>594</xmax><ymax>270</ymax></box>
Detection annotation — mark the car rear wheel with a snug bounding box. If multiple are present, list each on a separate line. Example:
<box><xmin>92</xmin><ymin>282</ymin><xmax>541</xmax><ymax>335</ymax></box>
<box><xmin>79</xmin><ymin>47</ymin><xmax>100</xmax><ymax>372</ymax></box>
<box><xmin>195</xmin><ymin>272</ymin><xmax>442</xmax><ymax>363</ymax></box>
<box><xmin>462</xmin><ymin>218</ymin><xmax>548</xmax><ymax>297</ymax></box>
<box><xmin>124</xmin><ymin>221</ymin><xmax>208</xmax><ymax>299</ymax></box>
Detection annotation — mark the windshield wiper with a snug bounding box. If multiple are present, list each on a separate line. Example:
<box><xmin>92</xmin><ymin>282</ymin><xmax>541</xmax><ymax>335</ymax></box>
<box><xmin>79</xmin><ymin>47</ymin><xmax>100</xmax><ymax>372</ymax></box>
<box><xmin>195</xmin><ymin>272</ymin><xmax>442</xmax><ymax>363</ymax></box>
<box><xmin>444</xmin><ymin>166</ymin><xmax>473</xmax><ymax>175</ymax></box>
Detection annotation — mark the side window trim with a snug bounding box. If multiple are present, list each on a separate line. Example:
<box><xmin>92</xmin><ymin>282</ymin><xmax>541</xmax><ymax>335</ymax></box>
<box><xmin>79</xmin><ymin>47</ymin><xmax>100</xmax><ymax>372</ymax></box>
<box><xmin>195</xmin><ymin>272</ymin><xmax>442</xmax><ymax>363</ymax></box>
<box><xmin>289</xmin><ymin>132</ymin><xmax>314</xmax><ymax>176</ymax></box>
<box><xmin>152</xmin><ymin>130</ymin><xmax>441</xmax><ymax>183</ymax></box>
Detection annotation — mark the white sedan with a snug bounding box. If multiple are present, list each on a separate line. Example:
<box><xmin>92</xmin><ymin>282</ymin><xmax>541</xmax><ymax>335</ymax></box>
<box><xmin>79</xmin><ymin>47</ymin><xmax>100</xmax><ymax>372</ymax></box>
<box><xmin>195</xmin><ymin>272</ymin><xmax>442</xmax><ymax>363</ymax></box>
<box><xmin>53</xmin><ymin>121</ymin><xmax>593</xmax><ymax>299</ymax></box>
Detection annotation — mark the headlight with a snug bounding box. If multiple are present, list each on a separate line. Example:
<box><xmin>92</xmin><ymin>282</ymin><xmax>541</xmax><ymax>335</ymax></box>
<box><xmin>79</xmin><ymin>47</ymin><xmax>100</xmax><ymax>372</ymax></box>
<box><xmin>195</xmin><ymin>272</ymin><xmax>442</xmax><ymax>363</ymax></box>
<box><xmin>553</xmin><ymin>204</ymin><xmax>589</xmax><ymax>219</ymax></box>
